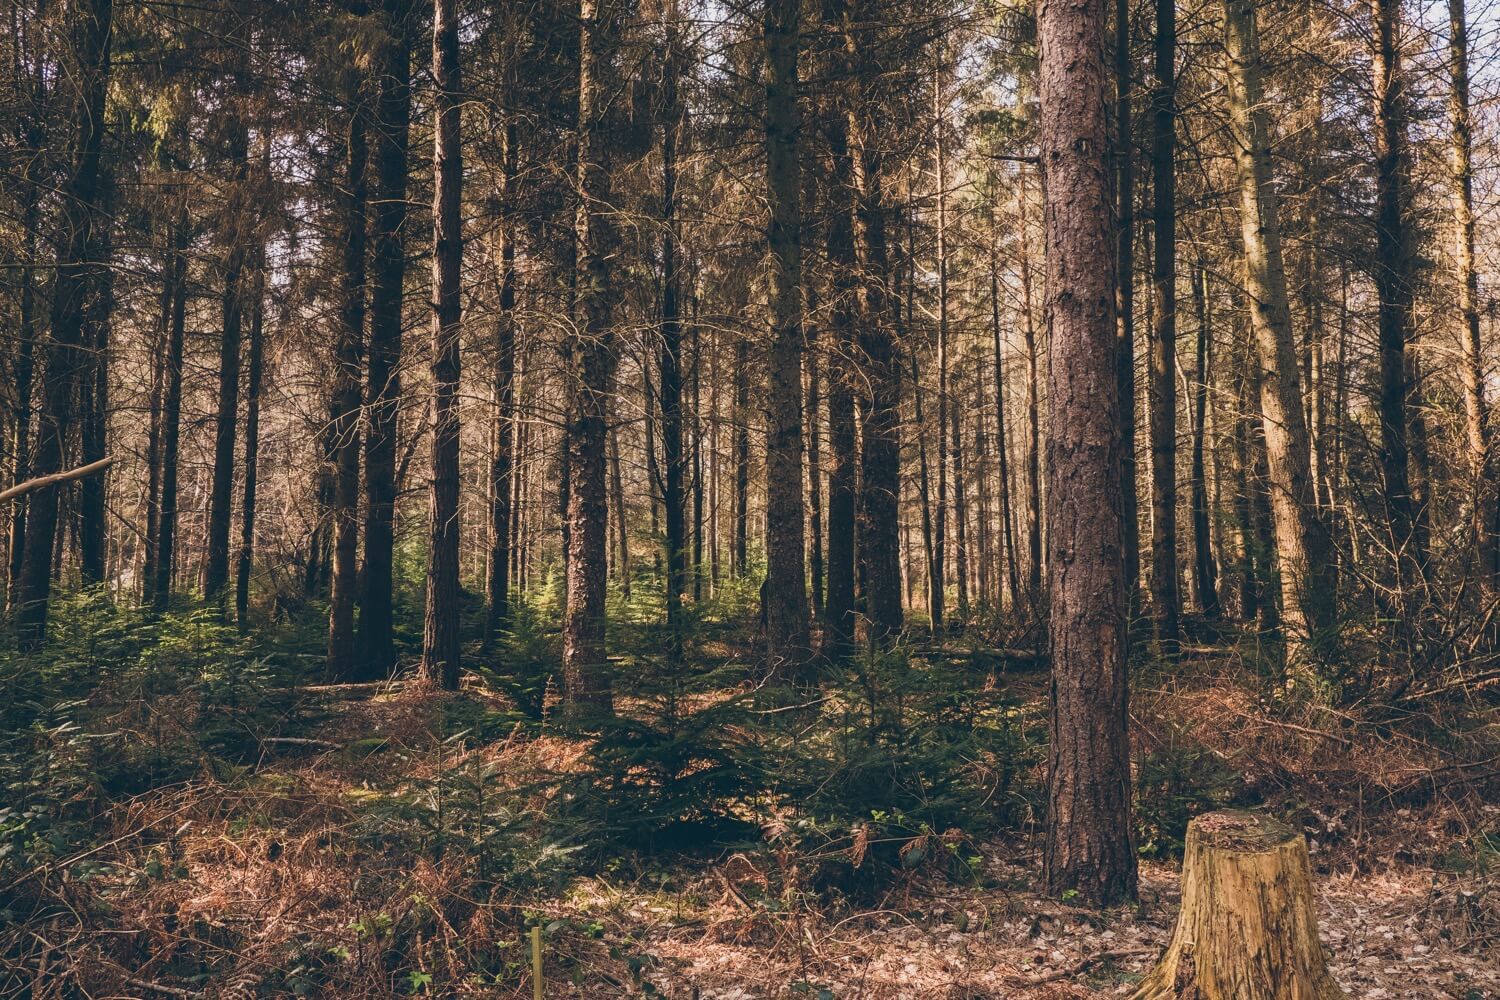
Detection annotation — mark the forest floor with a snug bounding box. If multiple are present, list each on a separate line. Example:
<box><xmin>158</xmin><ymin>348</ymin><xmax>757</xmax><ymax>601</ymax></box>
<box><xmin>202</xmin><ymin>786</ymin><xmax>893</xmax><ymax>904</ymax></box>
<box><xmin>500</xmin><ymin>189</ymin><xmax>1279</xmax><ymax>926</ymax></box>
<box><xmin>2</xmin><ymin>628</ymin><xmax>1497</xmax><ymax>998</ymax></box>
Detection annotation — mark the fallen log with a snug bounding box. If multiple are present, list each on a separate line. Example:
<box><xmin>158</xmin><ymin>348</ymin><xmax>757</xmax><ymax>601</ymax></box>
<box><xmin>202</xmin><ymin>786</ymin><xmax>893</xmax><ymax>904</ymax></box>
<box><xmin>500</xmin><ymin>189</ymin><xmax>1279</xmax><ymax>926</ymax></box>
<box><xmin>1131</xmin><ymin>811</ymin><xmax>1345</xmax><ymax>999</ymax></box>
<box><xmin>0</xmin><ymin>456</ymin><xmax>114</xmax><ymax>504</ymax></box>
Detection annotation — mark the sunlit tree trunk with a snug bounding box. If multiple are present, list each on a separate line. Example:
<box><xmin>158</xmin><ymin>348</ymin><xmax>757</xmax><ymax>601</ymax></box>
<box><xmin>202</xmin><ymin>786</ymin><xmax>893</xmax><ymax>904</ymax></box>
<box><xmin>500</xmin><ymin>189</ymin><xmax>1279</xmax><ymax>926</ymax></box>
<box><xmin>1038</xmin><ymin>0</ymin><xmax>1136</xmax><ymax>906</ymax></box>
<box><xmin>1446</xmin><ymin>0</ymin><xmax>1494</xmax><ymax>600</ymax></box>
<box><xmin>1223</xmin><ymin>0</ymin><xmax>1335</xmax><ymax>676</ymax></box>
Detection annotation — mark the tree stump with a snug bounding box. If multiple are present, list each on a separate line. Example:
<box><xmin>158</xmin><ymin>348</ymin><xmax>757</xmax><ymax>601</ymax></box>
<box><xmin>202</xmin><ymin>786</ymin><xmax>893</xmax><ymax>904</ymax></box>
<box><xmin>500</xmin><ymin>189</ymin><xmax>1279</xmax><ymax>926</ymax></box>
<box><xmin>1131</xmin><ymin>811</ymin><xmax>1346</xmax><ymax>999</ymax></box>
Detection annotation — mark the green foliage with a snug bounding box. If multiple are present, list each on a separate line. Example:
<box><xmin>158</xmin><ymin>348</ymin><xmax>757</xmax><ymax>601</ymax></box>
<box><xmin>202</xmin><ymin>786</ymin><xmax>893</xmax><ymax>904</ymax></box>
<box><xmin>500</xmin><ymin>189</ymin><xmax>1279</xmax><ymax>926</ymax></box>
<box><xmin>558</xmin><ymin>611</ymin><xmax>765</xmax><ymax>850</ymax></box>
<box><xmin>475</xmin><ymin>597</ymin><xmax>559</xmax><ymax>720</ymax></box>
<box><xmin>0</xmin><ymin>593</ymin><xmax>312</xmax><ymax>878</ymax></box>
<box><xmin>776</xmin><ymin>637</ymin><xmax>1045</xmax><ymax>885</ymax></box>
<box><xmin>1134</xmin><ymin>729</ymin><xmax>1252</xmax><ymax>858</ymax></box>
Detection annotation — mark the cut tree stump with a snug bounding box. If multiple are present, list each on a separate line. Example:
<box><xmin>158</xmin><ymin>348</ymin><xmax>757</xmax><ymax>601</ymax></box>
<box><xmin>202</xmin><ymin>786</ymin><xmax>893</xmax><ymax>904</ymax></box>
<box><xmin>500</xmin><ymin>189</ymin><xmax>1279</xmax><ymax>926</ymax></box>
<box><xmin>1131</xmin><ymin>810</ymin><xmax>1346</xmax><ymax>999</ymax></box>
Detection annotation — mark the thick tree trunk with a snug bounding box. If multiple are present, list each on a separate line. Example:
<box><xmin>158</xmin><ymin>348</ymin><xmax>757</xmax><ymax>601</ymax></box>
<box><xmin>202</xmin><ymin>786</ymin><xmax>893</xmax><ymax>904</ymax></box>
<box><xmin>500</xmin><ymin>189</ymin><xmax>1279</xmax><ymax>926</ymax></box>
<box><xmin>1038</xmin><ymin>0</ymin><xmax>1136</xmax><ymax>906</ymax></box>
<box><xmin>563</xmin><ymin>0</ymin><xmax>623</xmax><ymax>716</ymax></box>
<box><xmin>1148</xmin><ymin>0</ymin><xmax>1179</xmax><ymax>653</ymax></box>
<box><xmin>357</xmin><ymin>0</ymin><xmax>413</xmax><ymax>675</ymax></box>
<box><xmin>422</xmin><ymin>0</ymin><xmax>463</xmax><ymax>690</ymax></box>
<box><xmin>328</xmin><ymin>94</ymin><xmax>368</xmax><ymax>680</ymax></box>
<box><xmin>764</xmin><ymin>0</ymin><xmax>810</xmax><ymax>670</ymax></box>
<box><xmin>1131</xmin><ymin>812</ymin><xmax>1345</xmax><ymax>999</ymax></box>
<box><xmin>1223</xmin><ymin>0</ymin><xmax>1335</xmax><ymax>677</ymax></box>
<box><xmin>14</xmin><ymin>0</ymin><xmax>113</xmax><ymax>648</ymax></box>
<box><xmin>1115</xmin><ymin>0</ymin><xmax>1140</xmax><ymax>607</ymax></box>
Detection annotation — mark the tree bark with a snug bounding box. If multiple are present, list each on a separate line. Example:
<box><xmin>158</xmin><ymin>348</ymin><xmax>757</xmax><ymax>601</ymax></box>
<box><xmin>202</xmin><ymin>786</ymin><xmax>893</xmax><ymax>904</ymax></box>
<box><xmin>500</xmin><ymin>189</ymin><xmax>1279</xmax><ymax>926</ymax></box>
<box><xmin>1130</xmin><ymin>812</ymin><xmax>1345</xmax><ymax>999</ymax></box>
<box><xmin>1038</xmin><ymin>0</ymin><xmax>1137</xmax><ymax>906</ymax></box>
<box><xmin>328</xmin><ymin>88</ymin><xmax>368</xmax><ymax>680</ymax></box>
<box><xmin>563</xmin><ymin>0</ymin><xmax>623</xmax><ymax>716</ymax></box>
<box><xmin>1115</xmin><ymin>0</ymin><xmax>1140</xmax><ymax>607</ymax></box>
<box><xmin>235</xmin><ymin>236</ymin><xmax>267</xmax><ymax>627</ymax></box>
<box><xmin>1223</xmin><ymin>0</ymin><xmax>1335</xmax><ymax>677</ymax></box>
<box><xmin>422</xmin><ymin>0</ymin><xmax>463</xmax><ymax>690</ymax></box>
<box><xmin>14</xmin><ymin>0</ymin><xmax>113</xmax><ymax>648</ymax></box>
<box><xmin>1190</xmin><ymin>265</ymin><xmax>1220</xmax><ymax>618</ymax></box>
<box><xmin>764</xmin><ymin>0</ymin><xmax>810</xmax><ymax>671</ymax></box>
<box><xmin>990</xmin><ymin>259</ymin><xmax>1021</xmax><ymax>609</ymax></box>
<box><xmin>820</xmin><ymin>0</ymin><xmax>858</xmax><ymax>659</ymax></box>
<box><xmin>203</xmin><ymin>6</ymin><xmax>252</xmax><ymax>609</ymax></box>
<box><xmin>1446</xmin><ymin>0</ymin><xmax>1493</xmax><ymax>601</ymax></box>
<box><xmin>484</xmin><ymin>119</ymin><xmax>518</xmax><ymax>648</ymax></box>
<box><xmin>153</xmin><ymin>201</ymin><xmax>189</xmax><ymax>611</ymax></box>
<box><xmin>77</xmin><ymin>165</ymin><xmax>114</xmax><ymax>587</ymax></box>
<box><xmin>358</xmin><ymin>0</ymin><xmax>413</xmax><ymax>675</ymax></box>
<box><xmin>661</xmin><ymin>53</ymin><xmax>687</xmax><ymax>635</ymax></box>
<box><xmin>848</xmin><ymin>2</ymin><xmax>903</xmax><ymax>644</ymax></box>
<box><xmin>1148</xmin><ymin>0</ymin><xmax>1179</xmax><ymax>652</ymax></box>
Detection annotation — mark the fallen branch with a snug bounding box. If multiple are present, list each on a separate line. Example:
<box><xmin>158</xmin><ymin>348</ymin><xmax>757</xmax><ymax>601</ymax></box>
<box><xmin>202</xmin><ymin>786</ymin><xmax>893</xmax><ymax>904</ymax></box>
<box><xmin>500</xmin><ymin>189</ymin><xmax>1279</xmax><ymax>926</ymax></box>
<box><xmin>0</xmin><ymin>456</ymin><xmax>114</xmax><ymax>504</ymax></box>
<box><xmin>259</xmin><ymin>736</ymin><xmax>342</xmax><ymax>752</ymax></box>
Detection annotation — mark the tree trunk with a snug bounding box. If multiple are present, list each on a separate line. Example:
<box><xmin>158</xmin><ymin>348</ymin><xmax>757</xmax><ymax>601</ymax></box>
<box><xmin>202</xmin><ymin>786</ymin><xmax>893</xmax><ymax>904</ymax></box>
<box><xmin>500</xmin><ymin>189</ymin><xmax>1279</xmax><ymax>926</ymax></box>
<box><xmin>1190</xmin><ymin>265</ymin><xmax>1220</xmax><ymax>618</ymax></box>
<box><xmin>422</xmin><ymin>0</ymin><xmax>463</xmax><ymax>690</ymax></box>
<box><xmin>764</xmin><ymin>0</ymin><xmax>810</xmax><ymax>670</ymax></box>
<box><xmin>733</xmin><ymin>337</ymin><xmax>750</xmax><ymax>577</ymax></box>
<box><xmin>153</xmin><ymin>201</ymin><xmax>189</xmax><ymax>611</ymax></box>
<box><xmin>357</xmin><ymin>0</ymin><xmax>412</xmax><ymax>675</ymax></box>
<box><xmin>608</xmin><ymin>419</ymin><xmax>631</xmax><ymax>598</ymax></box>
<box><xmin>14</xmin><ymin>0</ymin><xmax>113</xmax><ymax>648</ymax></box>
<box><xmin>991</xmin><ymin>260</ymin><xmax>1020</xmax><ymax>608</ymax></box>
<box><xmin>660</xmin><ymin>56</ymin><xmax>687</xmax><ymax>635</ymax></box>
<box><xmin>1019</xmin><ymin>182</ymin><xmax>1044</xmax><ymax>615</ymax></box>
<box><xmin>563</xmin><ymin>0</ymin><xmax>623</xmax><ymax>716</ymax></box>
<box><xmin>1447</xmin><ymin>0</ymin><xmax>1493</xmax><ymax>600</ymax></box>
<box><xmin>235</xmin><ymin>238</ymin><xmax>267</xmax><ymax>627</ymax></box>
<box><xmin>1371</xmin><ymin>0</ymin><xmax>1421</xmax><ymax>603</ymax></box>
<box><xmin>1223</xmin><ymin>0</ymin><xmax>1335</xmax><ymax>677</ymax></box>
<box><xmin>204</xmin><ymin>30</ymin><xmax>251</xmax><ymax>609</ymax></box>
<box><xmin>328</xmin><ymin>92</ymin><xmax>368</xmax><ymax>681</ymax></box>
<box><xmin>1130</xmin><ymin>811</ymin><xmax>1345</xmax><ymax>999</ymax></box>
<box><xmin>848</xmin><ymin>3</ymin><xmax>903</xmax><ymax>644</ymax></box>
<box><xmin>1148</xmin><ymin>0</ymin><xmax>1179</xmax><ymax>653</ymax></box>
<box><xmin>1114</xmin><ymin>0</ymin><xmax>1140</xmax><ymax>606</ymax></box>
<box><xmin>77</xmin><ymin>166</ymin><xmax>114</xmax><ymax>587</ymax></box>
<box><xmin>484</xmin><ymin>119</ymin><xmax>518</xmax><ymax>648</ymax></box>
<box><xmin>1037</xmin><ymin>0</ymin><xmax>1136</xmax><ymax>906</ymax></box>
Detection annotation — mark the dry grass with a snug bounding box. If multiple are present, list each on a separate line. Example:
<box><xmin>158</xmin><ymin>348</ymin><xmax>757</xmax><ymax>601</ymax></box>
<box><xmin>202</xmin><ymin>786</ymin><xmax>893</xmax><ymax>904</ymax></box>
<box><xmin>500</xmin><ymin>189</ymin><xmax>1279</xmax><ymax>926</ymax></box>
<box><xmin>1</xmin><ymin>657</ymin><xmax>1495</xmax><ymax>998</ymax></box>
